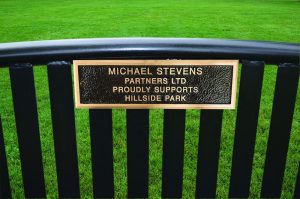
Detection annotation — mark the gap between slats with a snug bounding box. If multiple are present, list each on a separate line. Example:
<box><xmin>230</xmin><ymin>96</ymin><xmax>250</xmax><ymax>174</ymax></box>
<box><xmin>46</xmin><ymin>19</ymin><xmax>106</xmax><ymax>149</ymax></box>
<box><xmin>0</xmin><ymin>116</ymin><xmax>11</xmax><ymax>199</ymax></box>
<box><xmin>294</xmin><ymin>163</ymin><xmax>300</xmax><ymax>198</ymax></box>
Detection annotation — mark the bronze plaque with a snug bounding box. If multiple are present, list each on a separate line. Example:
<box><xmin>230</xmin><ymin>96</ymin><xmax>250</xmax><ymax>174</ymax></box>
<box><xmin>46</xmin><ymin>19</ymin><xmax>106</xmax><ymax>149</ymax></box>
<box><xmin>73</xmin><ymin>60</ymin><xmax>238</xmax><ymax>109</ymax></box>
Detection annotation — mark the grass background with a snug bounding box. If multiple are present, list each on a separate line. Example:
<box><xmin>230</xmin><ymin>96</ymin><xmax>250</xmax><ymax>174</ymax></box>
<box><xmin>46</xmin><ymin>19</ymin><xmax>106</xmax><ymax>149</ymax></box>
<box><xmin>0</xmin><ymin>0</ymin><xmax>299</xmax><ymax>198</ymax></box>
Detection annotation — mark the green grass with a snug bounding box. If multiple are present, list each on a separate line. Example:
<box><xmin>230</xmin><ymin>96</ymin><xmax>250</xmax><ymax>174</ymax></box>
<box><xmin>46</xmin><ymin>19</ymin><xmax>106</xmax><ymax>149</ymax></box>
<box><xmin>0</xmin><ymin>0</ymin><xmax>299</xmax><ymax>198</ymax></box>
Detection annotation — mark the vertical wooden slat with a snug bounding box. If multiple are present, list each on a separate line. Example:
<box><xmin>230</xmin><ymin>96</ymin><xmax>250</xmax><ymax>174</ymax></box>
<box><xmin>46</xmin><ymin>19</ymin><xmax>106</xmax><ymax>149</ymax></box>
<box><xmin>47</xmin><ymin>61</ymin><xmax>80</xmax><ymax>198</ymax></box>
<box><xmin>9</xmin><ymin>64</ymin><xmax>46</xmax><ymax>198</ymax></box>
<box><xmin>195</xmin><ymin>110</ymin><xmax>223</xmax><ymax>198</ymax></box>
<box><xmin>0</xmin><ymin>116</ymin><xmax>11</xmax><ymax>198</ymax></box>
<box><xmin>294</xmin><ymin>163</ymin><xmax>300</xmax><ymax>199</ymax></box>
<box><xmin>89</xmin><ymin>109</ymin><xmax>114</xmax><ymax>198</ymax></box>
<box><xmin>127</xmin><ymin>110</ymin><xmax>149</xmax><ymax>198</ymax></box>
<box><xmin>229</xmin><ymin>61</ymin><xmax>264</xmax><ymax>198</ymax></box>
<box><xmin>162</xmin><ymin>110</ymin><xmax>185</xmax><ymax>198</ymax></box>
<box><xmin>261</xmin><ymin>63</ymin><xmax>299</xmax><ymax>198</ymax></box>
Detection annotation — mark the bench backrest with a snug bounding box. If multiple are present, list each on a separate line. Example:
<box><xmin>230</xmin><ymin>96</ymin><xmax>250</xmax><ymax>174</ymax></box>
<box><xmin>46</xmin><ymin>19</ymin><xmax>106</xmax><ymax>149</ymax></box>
<box><xmin>0</xmin><ymin>38</ymin><xmax>299</xmax><ymax>198</ymax></box>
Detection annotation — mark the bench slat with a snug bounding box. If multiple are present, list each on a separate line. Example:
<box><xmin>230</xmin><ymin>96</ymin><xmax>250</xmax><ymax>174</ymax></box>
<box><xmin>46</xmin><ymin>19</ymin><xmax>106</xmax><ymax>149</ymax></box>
<box><xmin>0</xmin><ymin>116</ymin><xmax>11</xmax><ymax>198</ymax></box>
<box><xmin>47</xmin><ymin>62</ymin><xmax>80</xmax><ymax>198</ymax></box>
<box><xmin>127</xmin><ymin>110</ymin><xmax>149</xmax><ymax>198</ymax></box>
<box><xmin>261</xmin><ymin>63</ymin><xmax>299</xmax><ymax>198</ymax></box>
<box><xmin>295</xmin><ymin>163</ymin><xmax>300</xmax><ymax>198</ymax></box>
<box><xmin>162</xmin><ymin>110</ymin><xmax>185</xmax><ymax>198</ymax></box>
<box><xmin>89</xmin><ymin>109</ymin><xmax>114</xmax><ymax>198</ymax></box>
<box><xmin>195</xmin><ymin>110</ymin><xmax>223</xmax><ymax>198</ymax></box>
<box><xmin>10</xmin><ymin>64</ymin><xmax>46</xmax><ymax>198</ymax></box>
<box><xmin>229</xmin><ymin>61</ymin><xmax>264</xmax><ymax>198</ymax></box>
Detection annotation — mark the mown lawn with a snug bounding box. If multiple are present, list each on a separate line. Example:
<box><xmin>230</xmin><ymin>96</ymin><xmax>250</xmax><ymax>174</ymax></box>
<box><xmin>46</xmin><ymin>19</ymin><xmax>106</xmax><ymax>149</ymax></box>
<box><xmin>0</xmin><ymin>0</ymin><xmax>299</xmax><ymax>198</ymax></box>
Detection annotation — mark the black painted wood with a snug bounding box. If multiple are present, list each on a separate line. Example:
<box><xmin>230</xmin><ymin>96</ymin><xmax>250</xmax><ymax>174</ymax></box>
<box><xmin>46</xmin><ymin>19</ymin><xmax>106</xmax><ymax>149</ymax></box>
<box><xmin>229</xmin><ymin>61</ymin><xmax>265</xmax><ymax>198</ymax></box>
<box><xmin>195</xmin><ymin>110</ymin><xmax>223</xmax><ymax>198</ymax></box>
<box><xmin>0</xmin><ymin>38</ymin><xmax>299</xmax><ymax>65</ymax></box>
<box><xmin>162</xmin><ymin>110</ymin><xmax>186</xmax><ymax>198</ymax></box>
<box><xmin>127</xmin><ymin>110</ymin><xmax>149</xmax><ymax>198</ymax></box>
<box><xmin>295</xmin><ymin>164</ymin><xmax>300</xmax><ymax>199</ymax></box>
<box><xmin>261</xmin><ymin>63</ymin><xmax>299</xmax><ymax>198</ymax></box>
<box><xmin>89</xmin><ymin>109</ymin><xmax>114</xmax><ymax>198</ymax></box>
<box><xmin>9</xmin><ymin>64</ymin><xmax>46</xmax><ymax>198</ymax></box>
<box><xmin>47</xmin><ymin>61</ymin><xmax>80</xmax><ymax>198</ymax></box>
<box><xmin>0</xmin><ymin>116</ymin><xmax>11</xmax><ymax>199</ymax></box>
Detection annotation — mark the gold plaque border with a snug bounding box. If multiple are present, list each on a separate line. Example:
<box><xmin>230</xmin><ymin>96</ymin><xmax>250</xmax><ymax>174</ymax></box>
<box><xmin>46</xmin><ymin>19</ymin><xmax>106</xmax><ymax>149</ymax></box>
<box><xmin>73</xmin><ymin>60</ymin><xmax>239</xmax><ymax>109</ymax></box>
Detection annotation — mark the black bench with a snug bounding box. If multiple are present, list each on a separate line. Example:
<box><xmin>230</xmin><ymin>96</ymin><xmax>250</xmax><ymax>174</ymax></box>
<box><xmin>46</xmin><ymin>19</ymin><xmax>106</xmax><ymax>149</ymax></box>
<box><xmin>0</xmin><ymin>38</ymin><xmax>299</xmax><ymax>198</ymax></box>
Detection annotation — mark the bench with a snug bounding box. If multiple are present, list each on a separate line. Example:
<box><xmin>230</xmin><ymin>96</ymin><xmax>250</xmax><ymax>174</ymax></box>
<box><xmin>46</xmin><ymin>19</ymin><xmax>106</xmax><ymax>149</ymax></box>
<box><xmin>0</xmin><ymin>38</ymin><xmax>299</xmax><ymax>198</ymax></box>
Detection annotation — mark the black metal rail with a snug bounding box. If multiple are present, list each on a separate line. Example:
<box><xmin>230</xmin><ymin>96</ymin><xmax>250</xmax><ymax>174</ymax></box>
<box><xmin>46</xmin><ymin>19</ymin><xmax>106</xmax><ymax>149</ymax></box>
<box><xmin>0</xmin><ymin>38</ymin><xmax>299</xmax><ymax>65</ymax></box>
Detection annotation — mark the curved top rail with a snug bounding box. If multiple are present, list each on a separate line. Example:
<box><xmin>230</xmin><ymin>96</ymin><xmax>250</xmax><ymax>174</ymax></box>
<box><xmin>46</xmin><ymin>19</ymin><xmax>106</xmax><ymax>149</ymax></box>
<box><xmin>0</xmin><ymin>38</ymin><xmax>299</xmax><ymax>65</ymax></box>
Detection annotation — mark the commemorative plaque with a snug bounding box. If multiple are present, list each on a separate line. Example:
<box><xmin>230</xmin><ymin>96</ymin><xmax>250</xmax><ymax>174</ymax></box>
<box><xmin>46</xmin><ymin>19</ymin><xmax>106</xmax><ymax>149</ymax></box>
<box><xmin>73</xmin><ymin>60</ymin><xmax>238</xmax><ymax>109</ymax></box>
